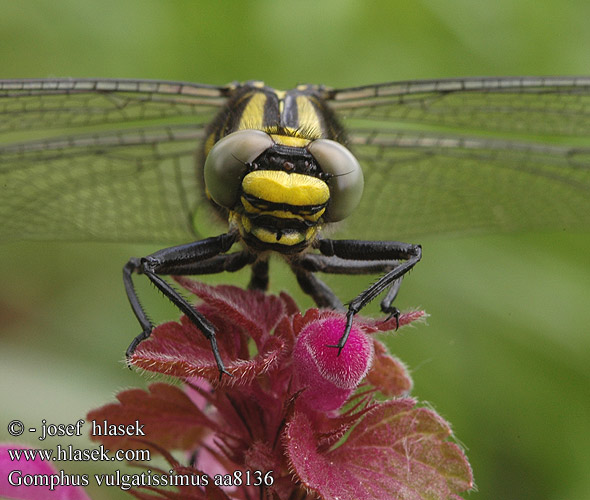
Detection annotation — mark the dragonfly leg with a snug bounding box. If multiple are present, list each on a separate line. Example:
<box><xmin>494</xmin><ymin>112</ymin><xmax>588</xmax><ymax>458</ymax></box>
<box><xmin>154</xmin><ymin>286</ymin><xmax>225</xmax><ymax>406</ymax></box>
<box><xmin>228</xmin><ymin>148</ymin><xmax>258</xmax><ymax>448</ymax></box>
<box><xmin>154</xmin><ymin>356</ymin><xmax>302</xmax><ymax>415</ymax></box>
<box><xmin>291</xmin><ymin>265</ymin><xmax>344</xmax><ymax>310</ymax></box>
<box><xmin>248</xmin><ymin>258</ymin><xmax>270</xmax><ymax>291</ymax></box>
<box><xmin>123</xmin><ymin>231</ymin><xmax>241</xmax><ymax>378</ymax></box>
<box><xmin>311</xmin><ymin>238</ymin><xmax>422</xmax><ymax>353</ymax></box>
<box><xmin>295</xmin><ymin>251</ymin><xmax>403</xmax><ymax>321</ymax></box>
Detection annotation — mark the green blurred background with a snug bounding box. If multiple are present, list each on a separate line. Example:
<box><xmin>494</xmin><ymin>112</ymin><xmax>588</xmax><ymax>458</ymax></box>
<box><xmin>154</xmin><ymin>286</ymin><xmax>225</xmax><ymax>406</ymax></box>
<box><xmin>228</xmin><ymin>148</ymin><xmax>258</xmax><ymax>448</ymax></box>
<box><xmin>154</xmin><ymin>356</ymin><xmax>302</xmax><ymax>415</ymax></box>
<box><xmin>1</xmin><ymin>1</ymin><xmax>589</xmax><ymax>499</ymax></box>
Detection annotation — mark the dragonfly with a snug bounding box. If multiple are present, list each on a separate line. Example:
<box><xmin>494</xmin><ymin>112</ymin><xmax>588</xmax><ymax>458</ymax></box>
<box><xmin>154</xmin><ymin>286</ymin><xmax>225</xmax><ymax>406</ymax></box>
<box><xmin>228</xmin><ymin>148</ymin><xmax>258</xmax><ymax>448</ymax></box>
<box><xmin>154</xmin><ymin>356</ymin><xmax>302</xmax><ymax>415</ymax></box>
<box><xmin>1</xmin><ymin>77</ymin><xmax>589</xmax><ymax>377</ymax></box>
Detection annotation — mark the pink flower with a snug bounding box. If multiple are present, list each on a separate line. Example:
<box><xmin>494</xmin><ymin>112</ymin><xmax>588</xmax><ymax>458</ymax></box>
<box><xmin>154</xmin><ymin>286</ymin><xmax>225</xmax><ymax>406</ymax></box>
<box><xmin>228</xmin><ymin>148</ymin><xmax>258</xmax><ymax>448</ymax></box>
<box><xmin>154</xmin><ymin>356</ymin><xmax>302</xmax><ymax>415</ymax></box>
<box><xmin>84</xmin><ymin>279</ymin><xmax>473</xmax><ymax>499</ymax></box>
<box><xmin>293</xmin><ymin>315</ymin><xmax>374</xmax><ymax>412</ymax></box>
<box><xmin>0</xmin><ymin>444</ymin><xmax>91</xmax><ymax>500</ymax></box>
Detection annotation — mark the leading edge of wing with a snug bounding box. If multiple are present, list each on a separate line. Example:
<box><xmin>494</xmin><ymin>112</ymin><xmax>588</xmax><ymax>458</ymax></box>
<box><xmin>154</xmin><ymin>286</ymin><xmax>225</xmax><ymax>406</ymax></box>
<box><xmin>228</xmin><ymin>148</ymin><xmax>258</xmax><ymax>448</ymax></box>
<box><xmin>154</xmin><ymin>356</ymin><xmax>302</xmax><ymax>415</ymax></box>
<box><xmin>0</xmin><ymin>78</ymin><xmax>232</xmax><ymax>137</ymax></box>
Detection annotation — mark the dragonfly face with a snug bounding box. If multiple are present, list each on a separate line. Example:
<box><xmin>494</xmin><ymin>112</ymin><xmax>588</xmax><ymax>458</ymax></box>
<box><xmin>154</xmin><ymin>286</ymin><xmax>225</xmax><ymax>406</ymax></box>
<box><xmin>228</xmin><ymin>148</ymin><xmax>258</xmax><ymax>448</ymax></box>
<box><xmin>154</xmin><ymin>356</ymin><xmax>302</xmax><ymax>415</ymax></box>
<box><xmin>201</xmin><ymin>83</ymin><xmax>364</xmax><ymax>253</ymax></box>
<box><xmin>1</xmin><ymin>77</ymin><xmax>589</xmax><ymax>377</ymax></box>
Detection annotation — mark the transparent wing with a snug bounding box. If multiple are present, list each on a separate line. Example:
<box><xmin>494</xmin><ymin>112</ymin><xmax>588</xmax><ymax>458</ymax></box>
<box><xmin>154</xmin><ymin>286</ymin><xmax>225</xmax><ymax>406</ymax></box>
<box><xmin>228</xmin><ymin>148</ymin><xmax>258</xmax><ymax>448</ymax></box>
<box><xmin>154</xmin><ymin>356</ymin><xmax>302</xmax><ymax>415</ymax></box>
<box><xmin>0</xmin><ymin>78</ymin><xmax>231</xmax><ymax>243</ymax></box>
<box><xmin>342</xmin><ymin>128</ymin><xmax>590</xmax><ymax>240</ymax></box>
<box><xmin>329</xmin><ymin>76</ymin><xmax>590</xmax><ymax>138</ymax></box>
<box><xmin>0</xmin><ymin>124</ymin><xmax>215</xmax><ymax>242</ymax></box>
<box><xmin>328</xmin><ymin>77</ymin><xmax>590</xmax><ymax>240</ymax></box>
<box><xmin>2</xmin><ymin>77</ymin><xmax>590</xmax><ymax>244</ymax></box>
<box><xmin>0</xmin><ymin>78</ymin><xmax>229</xmax><ymax>136</ymax></box>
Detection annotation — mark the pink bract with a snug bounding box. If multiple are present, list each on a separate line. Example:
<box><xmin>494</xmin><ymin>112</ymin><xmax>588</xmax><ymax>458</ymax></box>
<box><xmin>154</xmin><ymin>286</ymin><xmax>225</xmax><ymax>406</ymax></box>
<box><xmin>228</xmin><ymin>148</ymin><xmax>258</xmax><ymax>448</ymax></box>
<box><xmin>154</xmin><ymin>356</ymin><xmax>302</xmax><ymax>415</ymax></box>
<box><xmin>84</xmin><ymin>279</ymin><xmax>472</xmax><ymax>499</ymax></box>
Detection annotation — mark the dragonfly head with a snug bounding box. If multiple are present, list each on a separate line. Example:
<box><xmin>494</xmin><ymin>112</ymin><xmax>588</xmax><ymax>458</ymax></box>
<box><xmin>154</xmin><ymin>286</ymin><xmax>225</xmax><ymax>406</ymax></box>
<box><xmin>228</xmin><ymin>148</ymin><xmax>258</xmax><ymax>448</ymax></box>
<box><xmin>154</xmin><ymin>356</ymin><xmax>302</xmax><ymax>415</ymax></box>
<box><xmin>204</xmin><ymin>129</ymin><xmax>364</xmax><ymax>226</ymax></box>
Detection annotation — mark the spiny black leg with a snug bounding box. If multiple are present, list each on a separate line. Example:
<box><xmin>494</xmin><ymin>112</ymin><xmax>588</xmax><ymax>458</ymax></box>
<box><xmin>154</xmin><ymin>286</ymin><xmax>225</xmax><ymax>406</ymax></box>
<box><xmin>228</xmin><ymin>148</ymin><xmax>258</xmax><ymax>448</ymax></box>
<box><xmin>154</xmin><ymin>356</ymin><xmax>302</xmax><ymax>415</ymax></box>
<box><xmin>297</xmin><ymin>253</ymin><xmax>400</xmax><ymax>276</ymax></box>
<box><xmin>316</xmin><ymin>239</ymin><xmax>420</xmax><ymax>263</ymax></box>
<box><xmin>296</xmin><ymin>252</ymin><xmax>402</xmax><ymax>324</ymax></box>
<box><xmin>123</xmin><ymin>231</ymin><xmax>239</xmax><ymax>378</ymax></box>
<box><xmin>380</xmin><ymin>278</ymin><xmax>402</xmax><ymax>329</ymax></box>
<box><xmin>123</xmin><ymin>258</ymin><xmax>153</xmax><ymax>358</ymax></box>
<box><xmin>151</xmin><ymin>250</ymin><xmax>254</xmax><ymax>276</ymax></box>
<box><xmin>315</xmin><ymin>239</ymin><xmax>422</xmax><ymax>354</ymax></box>
<box><xmin>335</xmin><ymin>251</ymin><xmax>420</xmax><ymax>353</ymax></box>
<box><xmin>143</xmin><ymin>268</ymin><xmax>230</xmax><ymax>378</ymax></box>
<box><xmin>292</xmin><ymin>265</ymin><xmax>344</xmax><ymax>310</ymax></box>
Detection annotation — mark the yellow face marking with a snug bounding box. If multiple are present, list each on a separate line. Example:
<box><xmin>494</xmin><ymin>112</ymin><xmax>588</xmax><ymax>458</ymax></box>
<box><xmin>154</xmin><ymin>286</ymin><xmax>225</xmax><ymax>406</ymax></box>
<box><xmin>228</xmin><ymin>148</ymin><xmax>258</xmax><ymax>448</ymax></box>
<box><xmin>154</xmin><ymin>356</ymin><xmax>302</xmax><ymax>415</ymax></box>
<box><xmin>249</xmin><ymin>225</ymin><xmax>319</xmax><ymax>246</ymax></box>
<box><xmin>240</xmin><ymin>197</ymin><xmax>325</xmax><ymax>222</ymax></box>
<box><xmin>238</xmin><ymin>92</ymin><xmax>267</xmax><ymax>131</ymax></box>
<box><xmin>253</xmin><ymin>227</ymin><xmax>302</xmax><ymax>245</ymax></box>
<box><xmin>270</xmin><ymin>134</ymin><xmax>310</xmax><ymax>147</ymax></box>
<box><xmin>242</xmin><ymin>171</ymin><xmax>329</xmax><ymax>206</ymax></box>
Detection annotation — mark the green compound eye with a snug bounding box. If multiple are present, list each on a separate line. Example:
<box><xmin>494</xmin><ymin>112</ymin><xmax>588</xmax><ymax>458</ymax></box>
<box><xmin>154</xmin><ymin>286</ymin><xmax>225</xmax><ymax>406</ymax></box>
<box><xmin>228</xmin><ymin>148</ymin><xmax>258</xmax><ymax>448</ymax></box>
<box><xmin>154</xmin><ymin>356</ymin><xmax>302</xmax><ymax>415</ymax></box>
<box><xmin>204</xmin><ymin>130</ymin><xmax>274</xmax><ymax>209</ymax></box>
<box><xmin>307</xmin><ymin>139</ymin><xmax>364</xmax><ymax>222</ymax></box>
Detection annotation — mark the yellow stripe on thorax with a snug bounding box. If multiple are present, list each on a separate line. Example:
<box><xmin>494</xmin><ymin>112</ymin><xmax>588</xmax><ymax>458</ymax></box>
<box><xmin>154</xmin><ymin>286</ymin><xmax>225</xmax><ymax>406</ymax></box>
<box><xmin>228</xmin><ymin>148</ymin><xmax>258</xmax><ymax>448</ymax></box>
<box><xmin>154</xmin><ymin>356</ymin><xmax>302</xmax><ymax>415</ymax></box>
<box><xmin>295</xmin><ymin>95</ymin><xmax>322</xmax><ymax>131</ymax></box>
<box><xmin>237</xmin><ymin>92</ymin><xmax>268</xmax><ymax>131</ymax></box>
<box><xmin>242</xmin><ymin>170</ymin><xmax>329</xmax><ymax>206</ymax></box>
